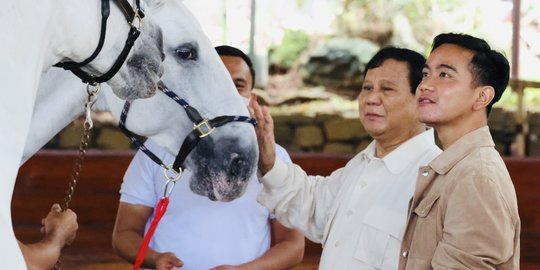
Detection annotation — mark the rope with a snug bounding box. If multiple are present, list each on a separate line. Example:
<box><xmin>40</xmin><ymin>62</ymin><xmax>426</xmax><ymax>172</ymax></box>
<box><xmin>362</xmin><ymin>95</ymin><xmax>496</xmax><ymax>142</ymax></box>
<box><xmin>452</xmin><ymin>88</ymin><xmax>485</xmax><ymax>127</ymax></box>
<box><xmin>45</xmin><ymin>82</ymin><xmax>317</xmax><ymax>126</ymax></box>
<box><xmin>133</xmin><ymin>197</ymin><xmax>170</xmax><ymax>270</ymax></box>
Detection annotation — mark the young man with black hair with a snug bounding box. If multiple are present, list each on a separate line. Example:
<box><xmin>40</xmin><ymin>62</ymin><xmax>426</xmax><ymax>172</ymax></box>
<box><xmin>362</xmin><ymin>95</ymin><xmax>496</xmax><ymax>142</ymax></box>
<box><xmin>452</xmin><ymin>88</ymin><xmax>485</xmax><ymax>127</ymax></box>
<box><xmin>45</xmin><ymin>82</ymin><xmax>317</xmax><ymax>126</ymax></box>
<box><xmin>399</xmin><ymin>33</ymin><xmax>520</xmax><ymax>269</ymax></box>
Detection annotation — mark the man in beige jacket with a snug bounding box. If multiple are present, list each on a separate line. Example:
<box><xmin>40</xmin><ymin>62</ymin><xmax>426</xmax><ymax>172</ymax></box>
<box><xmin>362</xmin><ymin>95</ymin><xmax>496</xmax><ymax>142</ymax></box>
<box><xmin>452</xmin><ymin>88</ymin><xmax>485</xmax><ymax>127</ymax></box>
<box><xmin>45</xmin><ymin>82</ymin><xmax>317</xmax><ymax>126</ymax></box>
<box><xmin>399</xmin><ymin>33</ymin><xmax>520</xmax><ymax>269</ymax></box>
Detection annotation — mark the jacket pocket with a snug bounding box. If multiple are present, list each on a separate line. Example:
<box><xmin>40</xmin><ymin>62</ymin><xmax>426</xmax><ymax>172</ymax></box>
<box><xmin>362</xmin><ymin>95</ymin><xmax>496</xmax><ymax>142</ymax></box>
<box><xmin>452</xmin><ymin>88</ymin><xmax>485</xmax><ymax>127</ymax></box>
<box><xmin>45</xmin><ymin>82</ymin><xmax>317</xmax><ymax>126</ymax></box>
<box><xmin>414</xmin><ymin>194</ymin><xmax>440</xmax><ymax>217</ymax></box>
<box><xmin>353</xmin><ymin>205</ymin><xmax>404</xmax><ymax>268</ymax></box>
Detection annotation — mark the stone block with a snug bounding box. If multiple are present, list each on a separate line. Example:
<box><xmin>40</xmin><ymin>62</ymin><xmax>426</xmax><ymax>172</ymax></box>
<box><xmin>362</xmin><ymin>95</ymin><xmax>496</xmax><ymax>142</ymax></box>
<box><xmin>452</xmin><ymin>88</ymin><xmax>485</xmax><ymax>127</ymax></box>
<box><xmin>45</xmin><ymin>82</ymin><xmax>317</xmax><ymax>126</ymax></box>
<box><xmin>323</xmin><ymin>143</ymin><xmax>355</xmax><ymax>154</ymax></box>
<box><xmin>528</xmin><ymin>133</ymin><xmax>540</xmax><ymax>156</ymax></box>
<box><xmin>295</xmin><ymin>125</ymin><xmax>324</xmax><ymax>148</ymax></box>
<box><xmin>324</xmin><ymin>118</ymin><xmax>366</xmax><ymax>141</ymax></box>
<box><xmin>274</xmin><ymin>123</ymin><xmax>294</xmax><ymax>145</ymax></box>
<box><xmin>529</xmin><ymin>113</ymin><xmax>540</xmax><ymax>134</ymax></box>
<box><xmin>58</xmin><ymin>124</ymin><xmax>87</xmax><ymax>149</ymax></box>
<box><xmin>488</xmin><ymin>107</ymin><xmax>516</xmax><ymax>133</ymax></box>
<box><xmin>96</xmin><ymin>127</ymin><xmax>132</xmax><ymax>150</ymax></box>
<box><xmin>274</xmin><ymin>115</ymin><xmax>318</xmax><ymax>125</ymax></box>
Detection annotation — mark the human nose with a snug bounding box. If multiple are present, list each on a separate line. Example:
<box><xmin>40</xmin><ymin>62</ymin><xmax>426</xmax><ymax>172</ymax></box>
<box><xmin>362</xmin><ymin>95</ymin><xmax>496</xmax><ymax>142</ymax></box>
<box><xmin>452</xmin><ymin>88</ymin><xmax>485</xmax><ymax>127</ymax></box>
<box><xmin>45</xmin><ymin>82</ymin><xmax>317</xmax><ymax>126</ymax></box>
<box><xmin>418</xmin><ymin>77</ymin><xmax>434</xmax><ymax>93</ymax></box>
<box><xmin>363</xmin><ymin>90</ymin><xmax>382</xmax><ymax>105</ymax></box>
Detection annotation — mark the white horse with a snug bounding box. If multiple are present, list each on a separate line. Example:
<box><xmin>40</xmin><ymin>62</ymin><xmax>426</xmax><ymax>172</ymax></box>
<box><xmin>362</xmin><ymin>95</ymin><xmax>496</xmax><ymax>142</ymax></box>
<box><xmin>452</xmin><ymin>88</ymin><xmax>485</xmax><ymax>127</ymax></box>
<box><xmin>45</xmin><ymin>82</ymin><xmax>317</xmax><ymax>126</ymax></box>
<box><xmin>2</xmin><ymin>1</ymin><xmax>164</xmax><ymax>267</ymax></box>
<box><xmin>26</xmin><ymin>0</ymin><xmax>258</xmax><ymax>204</ymax></box>
<box><xmin>5</xmin><ymin>0</ymin><xmax>257</xmax><ymax>268</ymax></box>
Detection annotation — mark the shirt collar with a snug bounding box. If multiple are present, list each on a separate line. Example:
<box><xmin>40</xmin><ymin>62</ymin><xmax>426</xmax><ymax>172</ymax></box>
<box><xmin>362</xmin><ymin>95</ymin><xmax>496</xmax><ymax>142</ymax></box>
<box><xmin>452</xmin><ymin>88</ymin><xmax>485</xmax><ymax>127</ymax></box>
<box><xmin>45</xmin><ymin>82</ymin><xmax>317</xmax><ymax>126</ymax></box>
<box><xmin>360</xmin><ymin>128</ymin><xmax>438</xmax><ymax>174</ymax></box>
<box><xmin>430</xmin><ymin>126</ymin><xmax>494</xmax><ymax>175</ymax></box>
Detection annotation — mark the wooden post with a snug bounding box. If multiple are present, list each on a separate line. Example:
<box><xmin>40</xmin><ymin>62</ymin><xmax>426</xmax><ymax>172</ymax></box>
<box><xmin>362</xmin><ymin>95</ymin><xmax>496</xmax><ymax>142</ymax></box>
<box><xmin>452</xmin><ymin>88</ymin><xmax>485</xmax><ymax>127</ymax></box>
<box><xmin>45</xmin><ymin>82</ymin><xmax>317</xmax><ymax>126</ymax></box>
<box><xmin>511</xmin><ymin>0</ymin><xmax>524</xmax><ymax>156</ymax></box>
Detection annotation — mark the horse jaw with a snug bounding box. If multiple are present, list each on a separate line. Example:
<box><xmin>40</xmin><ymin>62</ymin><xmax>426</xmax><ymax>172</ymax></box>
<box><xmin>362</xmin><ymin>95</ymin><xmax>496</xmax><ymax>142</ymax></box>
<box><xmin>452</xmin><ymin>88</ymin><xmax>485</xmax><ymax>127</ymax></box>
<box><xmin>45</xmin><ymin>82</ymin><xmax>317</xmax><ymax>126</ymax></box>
<box><xmin>105</xmin><ymin>22</ymin><xmax>165</xmax><ymax>100</ymax></box>
<box><xmin>48</xmin><ymin>0</ymin><xmax>165</xmax><ymax>101</ymax></box>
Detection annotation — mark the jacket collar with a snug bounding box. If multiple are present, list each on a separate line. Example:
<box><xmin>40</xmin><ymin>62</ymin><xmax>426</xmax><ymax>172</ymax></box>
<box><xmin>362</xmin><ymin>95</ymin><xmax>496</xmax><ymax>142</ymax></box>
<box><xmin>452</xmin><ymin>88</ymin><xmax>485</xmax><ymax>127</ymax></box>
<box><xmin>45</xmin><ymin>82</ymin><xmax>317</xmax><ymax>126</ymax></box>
<box><xmin>430</xmin><ymin>126</ymin><xmax>494</xmax><ymax>175</ymax></box>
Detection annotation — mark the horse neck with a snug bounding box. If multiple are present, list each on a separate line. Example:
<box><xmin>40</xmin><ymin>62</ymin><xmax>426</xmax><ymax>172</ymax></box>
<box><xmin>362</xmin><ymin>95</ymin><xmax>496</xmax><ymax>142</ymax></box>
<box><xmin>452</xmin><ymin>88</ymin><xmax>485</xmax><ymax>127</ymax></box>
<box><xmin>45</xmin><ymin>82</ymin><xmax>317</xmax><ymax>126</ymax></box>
<box><xmin>22</xmin><ymin>70</ymin><xmax>92</xmax><ymax>163</ymax></box>
<box><xmin>0</xmin><ymin>1</ymin><xmax>53</xmax><ymax>102</ymax></box>
<box><xmin>45</xmin><ymin>0</ymin><xmax>132</xmax><ymax>70</ymax></box>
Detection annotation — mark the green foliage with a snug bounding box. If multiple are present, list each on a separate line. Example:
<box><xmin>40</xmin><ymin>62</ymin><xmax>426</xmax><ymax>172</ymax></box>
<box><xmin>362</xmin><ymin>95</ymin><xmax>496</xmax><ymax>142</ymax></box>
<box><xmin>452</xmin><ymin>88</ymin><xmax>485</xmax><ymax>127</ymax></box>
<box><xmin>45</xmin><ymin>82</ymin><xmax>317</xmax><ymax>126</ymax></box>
<box><xmin>269</xmin><ymin>29</ymin><xmax>309</xmax><ymax>70</ymax></box>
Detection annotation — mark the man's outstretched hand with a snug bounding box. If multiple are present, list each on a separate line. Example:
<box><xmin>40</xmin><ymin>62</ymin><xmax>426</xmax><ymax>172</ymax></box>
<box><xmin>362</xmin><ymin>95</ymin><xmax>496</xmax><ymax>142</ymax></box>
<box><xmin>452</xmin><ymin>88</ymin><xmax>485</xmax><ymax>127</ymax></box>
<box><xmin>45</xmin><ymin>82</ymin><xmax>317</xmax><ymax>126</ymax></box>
<box><xmin>248</xmin><ymin>94</ymin><xmax>276</xmax><ymax>175</ymax></box>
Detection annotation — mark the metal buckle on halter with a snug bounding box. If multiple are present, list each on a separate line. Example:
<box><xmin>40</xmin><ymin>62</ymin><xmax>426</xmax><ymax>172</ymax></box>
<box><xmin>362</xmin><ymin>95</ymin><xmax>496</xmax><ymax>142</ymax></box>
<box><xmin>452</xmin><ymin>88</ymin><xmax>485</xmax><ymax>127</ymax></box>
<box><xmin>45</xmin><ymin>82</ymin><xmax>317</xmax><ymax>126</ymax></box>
<box><xmin>193</xmin><ymin>118</ymin><xmax>215</xmax><ymax>138</ymax></box>
<box><xmin>130</xmin><ymin>8</ymin><xmax>144</xmax><ymax>29</ymax></box>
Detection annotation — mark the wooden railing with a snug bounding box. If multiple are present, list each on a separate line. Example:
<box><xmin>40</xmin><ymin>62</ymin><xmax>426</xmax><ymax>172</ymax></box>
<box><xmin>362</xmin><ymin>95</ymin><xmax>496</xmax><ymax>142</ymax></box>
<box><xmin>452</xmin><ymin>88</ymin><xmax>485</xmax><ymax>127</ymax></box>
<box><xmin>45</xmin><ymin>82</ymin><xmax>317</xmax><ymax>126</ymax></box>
<box><xmin>12</xmin><ymin>150</ymin><xmax>540</xmax><ymax>269</ymax></box>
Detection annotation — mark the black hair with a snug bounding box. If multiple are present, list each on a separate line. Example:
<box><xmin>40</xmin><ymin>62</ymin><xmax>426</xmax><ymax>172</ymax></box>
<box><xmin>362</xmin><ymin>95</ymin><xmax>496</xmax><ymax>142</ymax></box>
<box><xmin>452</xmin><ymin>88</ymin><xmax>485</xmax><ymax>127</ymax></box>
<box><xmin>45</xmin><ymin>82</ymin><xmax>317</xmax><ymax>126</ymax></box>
<box><xmin>363</xmin><ymin>47</ymin><xmax>426</xmax><ymax>94</ymax></box>
<box><xmin>431</xmin><ymin>33</ymin><xmax>510</xmax><ymax>115</ymax></box>
<box><xmin>215</xmin><ymin>45</ymin><xmax>256</xmax><ymax>89</ymax></box>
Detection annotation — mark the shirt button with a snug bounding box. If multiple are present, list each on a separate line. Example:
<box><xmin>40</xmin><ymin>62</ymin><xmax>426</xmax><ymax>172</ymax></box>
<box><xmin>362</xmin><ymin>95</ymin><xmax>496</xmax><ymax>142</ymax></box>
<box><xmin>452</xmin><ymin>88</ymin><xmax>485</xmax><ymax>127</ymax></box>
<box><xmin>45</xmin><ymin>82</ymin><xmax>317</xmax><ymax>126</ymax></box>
<box><xmin>347</xmin><ymin>210</ymin><xmax>353</xmax><ymax>216</ymax></box>
<box><xmin>335</xmin><ymin>241</ymin><xmax>340</xmax><ymax>247</ymax></box>
<box><xmin>422</xmin><ymin>170</ymin><xmax>429</xmax><ymax>176</ymax></box>
<box><xmin>359</xmin><ymin>181</ymin><xmax>367</xmax><ymax>188</ymax></box>
<box><xmin>402</xmin><ymin>251</ymin><xmax>408</xmax><ymax>257</ymax></box>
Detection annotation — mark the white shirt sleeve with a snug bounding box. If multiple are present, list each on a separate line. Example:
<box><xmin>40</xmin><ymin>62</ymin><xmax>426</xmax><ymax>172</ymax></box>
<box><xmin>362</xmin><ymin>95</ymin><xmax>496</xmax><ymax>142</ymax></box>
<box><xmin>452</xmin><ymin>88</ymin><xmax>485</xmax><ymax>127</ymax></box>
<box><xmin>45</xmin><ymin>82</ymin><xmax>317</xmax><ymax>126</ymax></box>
<box><xmin>257</xmin><ymin>157</ymin><xmax>349</xmax><ymax>243</ymax></box>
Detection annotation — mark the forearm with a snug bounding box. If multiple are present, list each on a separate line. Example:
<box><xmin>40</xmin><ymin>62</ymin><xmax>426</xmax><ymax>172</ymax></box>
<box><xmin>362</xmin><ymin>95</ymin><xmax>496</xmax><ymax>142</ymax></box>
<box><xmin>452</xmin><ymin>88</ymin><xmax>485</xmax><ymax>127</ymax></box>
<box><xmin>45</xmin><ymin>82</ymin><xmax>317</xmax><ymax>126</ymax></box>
<box><xmin>112</xmin><ymin>230</ymin><xmax>158</xmax><ymax>269</ymax></box>
<box><xmin>18</xmin><ymin>239</ymin><xmax>62</xmax><ymax>270</ymax></box>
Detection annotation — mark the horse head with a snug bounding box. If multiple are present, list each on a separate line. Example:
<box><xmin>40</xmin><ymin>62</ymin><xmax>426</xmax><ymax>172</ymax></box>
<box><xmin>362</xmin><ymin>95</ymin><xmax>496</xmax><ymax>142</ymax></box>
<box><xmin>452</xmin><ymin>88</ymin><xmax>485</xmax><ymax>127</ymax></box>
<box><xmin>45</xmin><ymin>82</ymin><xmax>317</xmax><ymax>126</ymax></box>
<box><xmin>105</xmin><ymin>0</ymin><xmax>259</xmax><ymax>202</ymax></box>
<box><xmin>29</xmin><ymin>0</ymin><xmax>259</xmax><ymax>202</ymax></box>
<box><xmin>50</xmin><ymin>0</ymin><xmax>165</xmax><ymax>100</ymax></box>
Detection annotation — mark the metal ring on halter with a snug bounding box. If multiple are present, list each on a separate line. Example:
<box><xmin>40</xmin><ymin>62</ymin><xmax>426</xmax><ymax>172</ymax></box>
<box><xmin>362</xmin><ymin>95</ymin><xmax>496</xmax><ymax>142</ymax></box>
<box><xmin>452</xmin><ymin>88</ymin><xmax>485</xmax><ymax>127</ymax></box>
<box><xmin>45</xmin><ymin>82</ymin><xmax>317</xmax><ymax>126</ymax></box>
<box><xmin>193</xmin><ymin>118</ymin><xmax>215</xmax><ymax>138</ymax></box>
<box><xmin>161</xmin><ymin>165</ymin><xmax>181</xmax><ymax>198</ymax></box>
<box><xmin>162</xmin><ymin>164</ymin><xmax>182</xmax><ymax>181</ymax></box>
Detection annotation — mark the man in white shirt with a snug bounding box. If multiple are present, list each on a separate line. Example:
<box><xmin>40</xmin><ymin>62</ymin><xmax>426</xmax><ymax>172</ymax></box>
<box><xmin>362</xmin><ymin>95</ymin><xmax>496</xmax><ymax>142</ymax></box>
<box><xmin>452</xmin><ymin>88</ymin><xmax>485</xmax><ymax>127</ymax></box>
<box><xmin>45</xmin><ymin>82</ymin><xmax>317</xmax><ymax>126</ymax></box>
<box><xmin>249</xmin><ymin>47</ymin><xmax>442</xmax><ymax>269</ymax></box>
<box><xmin>112</xmin><ymin>46</ymin><xmax>304</xmax><ymax>270</ymax></box>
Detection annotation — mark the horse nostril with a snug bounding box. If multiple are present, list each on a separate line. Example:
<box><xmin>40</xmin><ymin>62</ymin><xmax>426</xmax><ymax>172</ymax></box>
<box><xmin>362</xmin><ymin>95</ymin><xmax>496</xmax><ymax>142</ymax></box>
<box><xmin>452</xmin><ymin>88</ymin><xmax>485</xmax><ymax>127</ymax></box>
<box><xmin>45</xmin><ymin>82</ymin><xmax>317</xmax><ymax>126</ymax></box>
<box><xmin>208</xmin><ymin>192</ymin><xmax>217</xmax><ymax>201</ymax></box>
<box><xmin>228</xmin><ymin>155</ymin><xmax>246</xmax><ymax>178</ymax></box>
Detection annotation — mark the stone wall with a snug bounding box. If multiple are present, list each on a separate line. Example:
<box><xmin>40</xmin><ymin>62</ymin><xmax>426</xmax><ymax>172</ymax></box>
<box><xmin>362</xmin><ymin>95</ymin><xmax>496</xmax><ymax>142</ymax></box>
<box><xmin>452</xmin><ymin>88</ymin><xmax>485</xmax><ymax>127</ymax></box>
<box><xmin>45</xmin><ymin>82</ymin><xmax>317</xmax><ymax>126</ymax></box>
<box><xmin>44</xmin><ymin>108</ymin><xmax>540</xmax><ymax>156</ymax></box>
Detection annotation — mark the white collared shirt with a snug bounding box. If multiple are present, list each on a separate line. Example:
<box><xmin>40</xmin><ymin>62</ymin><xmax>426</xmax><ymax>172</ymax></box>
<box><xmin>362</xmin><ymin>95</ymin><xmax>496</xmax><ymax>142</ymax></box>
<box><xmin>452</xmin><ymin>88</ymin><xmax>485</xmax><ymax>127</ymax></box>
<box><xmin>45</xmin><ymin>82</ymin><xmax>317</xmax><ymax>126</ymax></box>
<box><xmin>120</xmin><ymin>140</ymin><xmax>292</xmax><ymax>270</ymax></box>
<box><xmin>257</xmin><ymin>129</ymin><xmax>441</xmax><ymax>270</ymax></box>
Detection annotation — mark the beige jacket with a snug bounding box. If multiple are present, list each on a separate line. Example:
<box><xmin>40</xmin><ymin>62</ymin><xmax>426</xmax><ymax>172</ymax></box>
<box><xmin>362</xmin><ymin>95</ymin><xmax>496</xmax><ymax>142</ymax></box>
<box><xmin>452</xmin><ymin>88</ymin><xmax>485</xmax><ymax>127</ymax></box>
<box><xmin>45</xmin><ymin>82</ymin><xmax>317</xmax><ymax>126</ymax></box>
<box><xmin>399</xmin><ymin>126</ymin><xmax>520</xmax><ymax>269</ymax></box>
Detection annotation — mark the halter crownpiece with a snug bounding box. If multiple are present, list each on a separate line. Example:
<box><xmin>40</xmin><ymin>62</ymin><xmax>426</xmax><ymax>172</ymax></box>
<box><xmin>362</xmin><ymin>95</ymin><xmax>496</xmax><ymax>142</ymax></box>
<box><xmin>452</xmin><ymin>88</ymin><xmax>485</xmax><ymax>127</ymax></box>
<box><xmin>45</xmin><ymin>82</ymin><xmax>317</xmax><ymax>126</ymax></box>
<box><xmin>54</xmin><ymin>0</ymin><xmax>145</xmax><ymax>85</ymax></box>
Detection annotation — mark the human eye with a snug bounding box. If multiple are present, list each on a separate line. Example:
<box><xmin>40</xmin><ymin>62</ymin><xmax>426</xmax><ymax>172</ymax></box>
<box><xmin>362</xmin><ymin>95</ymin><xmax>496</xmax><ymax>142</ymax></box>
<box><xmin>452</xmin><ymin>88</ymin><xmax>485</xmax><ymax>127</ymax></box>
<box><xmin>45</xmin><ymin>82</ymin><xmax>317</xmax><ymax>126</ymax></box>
<box><xmin>362</xmin><ymin>85</ymin><xmax>373</xmax><ymax>91</ymax></box>
<box><xmin>439</xmin><ymin>72</ymin><xmax>450</xmax><ymax>78</ymax></box>
<box><xmin>421</xmin><ymin>70</ymin><xmax>429</xmax><ymax>78</ymax></box>
<box><xmin>235</xmin><ymin>83</ymin><xmax>245</xmax><ymax>91</ymax></box>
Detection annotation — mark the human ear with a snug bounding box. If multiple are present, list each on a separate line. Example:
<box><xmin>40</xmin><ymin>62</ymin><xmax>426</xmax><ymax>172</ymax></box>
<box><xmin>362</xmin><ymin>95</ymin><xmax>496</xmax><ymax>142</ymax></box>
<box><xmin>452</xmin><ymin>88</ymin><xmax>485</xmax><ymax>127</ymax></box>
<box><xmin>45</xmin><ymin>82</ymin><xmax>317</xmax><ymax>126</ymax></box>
<box><xmin>473</xmin><ymin>86</ymin><xmax>495</xmax><ymax>111</ymax></box>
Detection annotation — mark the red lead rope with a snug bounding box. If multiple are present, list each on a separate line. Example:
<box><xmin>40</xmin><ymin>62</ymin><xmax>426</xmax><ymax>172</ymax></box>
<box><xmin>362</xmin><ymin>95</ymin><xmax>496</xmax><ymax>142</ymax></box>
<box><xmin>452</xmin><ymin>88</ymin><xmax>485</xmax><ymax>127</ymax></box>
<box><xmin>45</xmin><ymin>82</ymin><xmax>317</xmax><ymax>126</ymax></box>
<box><xmin>133</xmin><ymin>197</ymin><xmax>170</xmax><ymax>270</ymax></box>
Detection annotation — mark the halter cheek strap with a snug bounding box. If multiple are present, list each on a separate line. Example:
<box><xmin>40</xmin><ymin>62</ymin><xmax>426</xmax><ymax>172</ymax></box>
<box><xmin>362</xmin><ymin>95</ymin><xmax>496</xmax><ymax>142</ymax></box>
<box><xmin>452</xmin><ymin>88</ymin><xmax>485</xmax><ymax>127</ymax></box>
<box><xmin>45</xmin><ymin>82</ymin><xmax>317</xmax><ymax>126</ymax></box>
<box><xmin>54</xmin><ymin>0</ymin><xmax>145</xmax><ymax>85</ymax></box>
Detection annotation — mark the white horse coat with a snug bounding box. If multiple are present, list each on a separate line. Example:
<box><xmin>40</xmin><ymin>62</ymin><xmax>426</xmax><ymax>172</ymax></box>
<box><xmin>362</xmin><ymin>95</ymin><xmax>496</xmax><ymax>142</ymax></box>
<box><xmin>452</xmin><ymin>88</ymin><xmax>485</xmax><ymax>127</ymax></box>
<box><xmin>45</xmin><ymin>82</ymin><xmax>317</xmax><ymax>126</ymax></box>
<box><xmin>2</xmin><ymin>0</ymin><xmax>257</xmax><ymax>268</ymax></box>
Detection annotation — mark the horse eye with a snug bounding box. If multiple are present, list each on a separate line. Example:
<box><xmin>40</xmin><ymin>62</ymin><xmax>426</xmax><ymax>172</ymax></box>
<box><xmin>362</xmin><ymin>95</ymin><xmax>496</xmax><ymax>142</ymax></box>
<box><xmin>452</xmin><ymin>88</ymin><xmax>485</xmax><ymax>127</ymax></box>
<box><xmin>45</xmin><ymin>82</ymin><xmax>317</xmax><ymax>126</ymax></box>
<box><xmin>175</xmin><ymin>47</ymin><xmax>197</xmax><ymax>60</ymax></box>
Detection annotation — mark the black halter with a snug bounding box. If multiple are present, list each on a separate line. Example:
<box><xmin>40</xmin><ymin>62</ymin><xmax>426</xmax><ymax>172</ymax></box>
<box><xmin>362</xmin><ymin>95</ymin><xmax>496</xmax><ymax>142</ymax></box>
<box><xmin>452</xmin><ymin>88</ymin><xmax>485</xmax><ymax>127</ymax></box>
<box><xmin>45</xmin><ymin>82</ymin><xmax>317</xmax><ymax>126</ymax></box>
<box><xmin>118</xmin><ymin>85</ymin><xmax>257</xmax><ymax>176</ymax></box>
<box><xmin>54</xmin><ymin>0</ymin><xmax>145</xmax><ymax>85</ymax></box>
